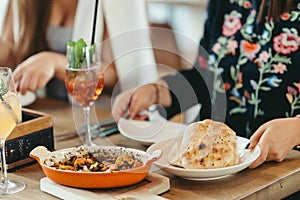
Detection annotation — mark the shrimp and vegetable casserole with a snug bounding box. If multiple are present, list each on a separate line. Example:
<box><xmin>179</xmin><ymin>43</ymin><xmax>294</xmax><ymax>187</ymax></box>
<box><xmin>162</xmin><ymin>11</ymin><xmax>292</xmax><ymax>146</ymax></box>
<box><xmin>43</xmin><ymin>146</ymin><xmax>144</xmax><ymax>172</ymax></box>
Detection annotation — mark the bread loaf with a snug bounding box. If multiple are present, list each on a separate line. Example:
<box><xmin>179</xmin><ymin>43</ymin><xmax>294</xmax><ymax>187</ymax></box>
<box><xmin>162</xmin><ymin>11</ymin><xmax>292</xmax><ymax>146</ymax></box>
<box><xmin>168</xmin><ymin>119</ymin><xmax>240</xmax><ymax>169</ymax></box>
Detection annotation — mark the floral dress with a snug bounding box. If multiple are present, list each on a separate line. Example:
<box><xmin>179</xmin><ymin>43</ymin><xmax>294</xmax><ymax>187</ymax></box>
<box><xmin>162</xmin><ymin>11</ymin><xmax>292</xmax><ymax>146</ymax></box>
<box><xmin>163</xmin><ymin>0</ymin><xmax>300</xmax><ymax>137</ymax></box>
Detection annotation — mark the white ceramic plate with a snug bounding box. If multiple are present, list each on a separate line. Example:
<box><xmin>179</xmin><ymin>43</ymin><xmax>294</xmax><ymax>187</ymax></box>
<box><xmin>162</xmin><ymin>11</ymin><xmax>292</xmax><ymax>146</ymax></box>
<box><xmin>118</xmin><ymin>118</ymin><xmax>187</xmax><ymax>145</ymax></box>
<box><xmin>18</xmin><ymin>91</ymin><xmax>36</xmax><ymax>106</ymax></box>
<box><xmin>147</xmin><ymin>136</ymin><xmax>260</xmax><ymax>180</ymax></box>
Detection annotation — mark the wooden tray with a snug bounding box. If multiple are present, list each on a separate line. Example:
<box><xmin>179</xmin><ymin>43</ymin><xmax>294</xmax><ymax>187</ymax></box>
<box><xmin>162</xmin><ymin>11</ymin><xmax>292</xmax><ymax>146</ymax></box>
<box><xmin>7</xmin><ymin>108</ymin><xmax>54</xmax><ymax>170</ymax></box>
<box><xmin>40</xmin><ymin>173</ymin><xmax>170</xmax><ymax>200</ymax></box>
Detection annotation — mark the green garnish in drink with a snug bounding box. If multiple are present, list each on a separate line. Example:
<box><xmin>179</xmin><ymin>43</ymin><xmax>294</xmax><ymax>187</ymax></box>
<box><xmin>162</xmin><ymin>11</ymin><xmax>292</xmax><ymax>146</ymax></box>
<box><xmin>67</xmin><ymin>38</ymin><xmax>96</xmax><ymax>69</ymax></box>
<box><xmin>0</xmin><ymin>78</ymin><xmax>8</xmax><ymax>100</ymax></box>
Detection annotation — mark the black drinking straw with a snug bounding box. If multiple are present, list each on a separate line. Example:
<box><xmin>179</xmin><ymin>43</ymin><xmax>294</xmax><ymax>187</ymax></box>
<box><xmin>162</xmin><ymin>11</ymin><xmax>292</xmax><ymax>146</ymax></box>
<box><xmin>91</xmin><ymin>0</ymin><xmax>99</xmax><ymax>44</ymax></box>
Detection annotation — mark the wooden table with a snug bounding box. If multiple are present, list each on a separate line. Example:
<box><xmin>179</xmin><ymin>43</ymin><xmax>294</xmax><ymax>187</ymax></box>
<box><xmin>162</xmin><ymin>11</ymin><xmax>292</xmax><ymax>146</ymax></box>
<box><xmin>5</xmin><ymin>98</ymin><xmax>300</xmax><ymax>199</ymax></box>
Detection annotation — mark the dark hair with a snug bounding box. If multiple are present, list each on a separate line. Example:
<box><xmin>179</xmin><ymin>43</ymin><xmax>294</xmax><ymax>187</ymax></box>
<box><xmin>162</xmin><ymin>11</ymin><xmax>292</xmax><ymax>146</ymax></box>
<box><xmin>258</xmin><ymin>0</ymin><xmax>300</xmax><ymax>22</ymax></box>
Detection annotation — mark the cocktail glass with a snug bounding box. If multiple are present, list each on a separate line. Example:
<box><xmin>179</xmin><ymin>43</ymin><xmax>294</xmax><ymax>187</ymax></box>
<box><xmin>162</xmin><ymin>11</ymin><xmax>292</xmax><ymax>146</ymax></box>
<box><xmin>65</xmin><ymin>44</ymin><xmax>104</xmax><ymax>146</ymax></box>
<box><xmin>0</xmin><ymin>67</ymin><xmax>25</xmax><ymax>194</ymax></box>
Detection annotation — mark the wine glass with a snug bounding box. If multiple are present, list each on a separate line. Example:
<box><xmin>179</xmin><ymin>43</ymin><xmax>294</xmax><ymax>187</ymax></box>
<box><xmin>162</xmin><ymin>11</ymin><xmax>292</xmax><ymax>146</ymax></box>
<box><xmin>65</xmin><ymin>44</ymin><xmax>104</xmax><ymax>146</ymax></box>
<box><xmin>0</xmin><ymin>67</ymin><xmax>25</xmax><ymax>194</ymax></box>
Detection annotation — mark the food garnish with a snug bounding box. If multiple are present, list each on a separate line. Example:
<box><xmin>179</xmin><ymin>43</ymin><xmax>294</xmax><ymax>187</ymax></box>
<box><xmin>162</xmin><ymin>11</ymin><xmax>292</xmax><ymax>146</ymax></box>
<box><xmin>67</xmin><ymin>38</ymin><xmax>96</xmax><ymax>69</ymax></box>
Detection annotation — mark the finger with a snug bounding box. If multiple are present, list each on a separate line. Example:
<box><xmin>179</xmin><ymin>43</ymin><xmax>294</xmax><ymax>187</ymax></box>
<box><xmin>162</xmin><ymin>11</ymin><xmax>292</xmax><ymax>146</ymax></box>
<box><xmin>128</xmin><ymin>94</ymin><xmax>142</xmax><ymax>119</ymax></box>
<box><xmin>249</xmin><ymin>131</ymin><xmax>271</xmax><ymax>168</ymax></box>
<box><xmin>248</xmin><ymin>124</ymin><xmax>266</xmax><ymax>149</ymax></box>
<box><xmin>112</xmin><ymin>100</ymin><xmax>130</xmax><ymax>122</ymax></box>
<box><xmin>249</xmin><ymin>143</ymin><xmax>268</xmax><ymax>168</ymax></box>
<box><xmin>12</xmin><ymin>66</ymin><xmax>24</xmax><ymax>83</ymax></box>
<box><xmin>112</xmin><ymin>106</ymin><xmax>125</xmax><ymax>122</ymax></box>
<box><xmin>37</xmin><ymin>76</ymin><xmax>49</xmax><ymax>89</ymax></box>
<box><xmin>18</xmin><ymin>73</ymin><xmax>31</xmax><ymax>95</ymax></box>
<box><xmin>130</xmin><ymin>104</ymin><xmax>149</xmax><ymax>119</ymax></box>
<box><xmin>112</xmin><ymin>92</ymin><xmax>131</xmax><ymax>122</ymax></box>
<box><xmin>249</xmin><ymin>156</ymin><xmax>265</xmax><ymax>169</ymax></box>
<box><xmin>28</xmin><ymin>75</ymin><xmax>39</xmax><ymax>91</ymax></box>
<box><xmin>14</xmin><ymin>80</ymin><xmax>20</xmax><ymax>91</ymax></box>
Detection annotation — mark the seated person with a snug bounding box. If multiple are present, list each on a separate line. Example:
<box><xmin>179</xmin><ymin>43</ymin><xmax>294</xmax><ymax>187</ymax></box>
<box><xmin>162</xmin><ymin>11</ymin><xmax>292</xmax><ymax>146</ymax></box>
<box><xmin>0</xmin><ymin>0</ymin><xmax>117</xmax><ymax>101</ymax></box>
<box><xmin>112</xmin><ymin>0</ymin><xmax>300</xmax><ymax>169</ymax></box>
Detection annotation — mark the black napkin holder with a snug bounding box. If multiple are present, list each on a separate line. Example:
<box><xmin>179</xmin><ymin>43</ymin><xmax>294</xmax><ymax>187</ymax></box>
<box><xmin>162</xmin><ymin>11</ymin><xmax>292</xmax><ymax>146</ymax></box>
<box><xmin>6</xmin><ymin>108</ymin><xmax>54</xmax><ymax>171</ymax></box>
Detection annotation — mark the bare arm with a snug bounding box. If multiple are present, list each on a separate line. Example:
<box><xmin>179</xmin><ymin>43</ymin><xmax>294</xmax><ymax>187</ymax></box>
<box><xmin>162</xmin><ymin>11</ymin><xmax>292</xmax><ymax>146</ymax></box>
<box><xmin>13</xmin><ymin>51</ymin><xmax>67</xmax><ymax>94</ymax></box>
<box><xmin>248</xmin><ymin>117</ymin><xmax>300</xmax><ymax>168</ymax></box>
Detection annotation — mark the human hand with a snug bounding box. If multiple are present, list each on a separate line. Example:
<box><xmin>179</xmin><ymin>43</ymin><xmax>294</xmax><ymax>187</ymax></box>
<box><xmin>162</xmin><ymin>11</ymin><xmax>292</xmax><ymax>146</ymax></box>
<box><xmin>127</xmin><ymin>84</ymin><xmax>160</xmax><ymax>121</ymax></box>
<box><xmin>112</xmin><ymin>89</ymin><xmax>133</xmax><ymax>122</ymax></box>
<box><xmin>112</xmin><ymin>80</ymin><xmax>171</xmax><ymax>122</ymax></box>
<box><xmin>248</xmin><ymin>118</ymin><xmax>300</xmax><ymax>168</ymax></box>
<box><xmin>13</xmin><ymin>51</ymin><xmax>66</xmax><ymax>94</ymax></box>
<box><xmin>112</xmin><ymin>84</ymin><xmax>156</xmax><ymax>122</ymax></box>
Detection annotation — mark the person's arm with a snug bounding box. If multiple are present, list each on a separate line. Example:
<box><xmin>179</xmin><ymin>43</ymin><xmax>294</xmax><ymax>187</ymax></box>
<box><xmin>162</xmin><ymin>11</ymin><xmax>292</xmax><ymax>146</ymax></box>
<box><xmin>248</xmin><ymin>117</ymin><xmax>300</xmax><ymax>168</ymax></box>
<box><xmin>13</xmin><ymin>51</ymin><xmax>67</xmax><ymax>94</ymax></box>
<box><xmin>161</xmin><ymin>67</ymin><xmax>212</xmax><ymax>120</ymax></box>
<box><xmin>112</xmin><ymin>64</ymin><xmax>213</xmax><ymax>122</ymax></box>
<box><xmin>113</xmin><ymin>0</ymin><xmax>228</xmax><ymax>122</ymax></box>
<box><xmin>157</xmin><ymin>0</ymin><xmax>229</xmax><ymax>119</ymax></box>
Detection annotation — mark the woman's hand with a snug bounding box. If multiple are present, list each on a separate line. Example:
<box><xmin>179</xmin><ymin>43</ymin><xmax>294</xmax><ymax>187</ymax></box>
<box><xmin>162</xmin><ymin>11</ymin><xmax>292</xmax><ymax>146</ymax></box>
<box><xmin>248</xmin><ymin>118</ymin><xmax>300</xmax><ymax>168</ymax></box>
<box><xmin>112</xmin><ymin>89</ymin><xmax>133</xmax><ymax>122</ymax></box>
<box><xmin>112</xmin><ymin>80</ymin><xmax>172</xmax><ymax>122</ymax></box>
<box><xmin>13</xmin><ymin>51</ymin><xmax>66</xmax><ymax>94</ymax></box>
<box><xmin>112</xmin><ymin>84</ymin><xmax>157</xmax><ymax>122</ymax></box>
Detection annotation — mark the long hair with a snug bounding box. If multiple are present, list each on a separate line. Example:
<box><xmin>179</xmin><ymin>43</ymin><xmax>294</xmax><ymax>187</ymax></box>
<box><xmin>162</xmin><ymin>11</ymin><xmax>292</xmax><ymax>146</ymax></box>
<box><xmin>258</xmin><ymin>0</ymin><xmax>300</xmax><ymax>22</ymax></box>
<box><xmin>10</xmin><ymin>0</ymin><xmax>52</xmax><ymax>65</ymax></box>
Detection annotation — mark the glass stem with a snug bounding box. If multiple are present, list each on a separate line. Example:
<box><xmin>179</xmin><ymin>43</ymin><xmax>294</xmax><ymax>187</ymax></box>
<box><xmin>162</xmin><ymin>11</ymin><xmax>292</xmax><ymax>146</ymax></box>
<box><xmin>83</xmin><ymin>106</ymin><xmax>92</xmax><ymax>146</ymax></box>
<box><xmin>0</xmin><ymin>140</ymin><xmax>7</xmax><ymax>185</ymax></box>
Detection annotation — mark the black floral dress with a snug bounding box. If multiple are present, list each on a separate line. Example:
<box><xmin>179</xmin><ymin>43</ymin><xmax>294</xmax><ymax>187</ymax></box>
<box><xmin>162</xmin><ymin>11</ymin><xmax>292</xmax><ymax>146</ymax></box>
<box><xmin>162</xmin><ymin>0</ymin><xmax>300</xmax><ymax>138</ymax></box>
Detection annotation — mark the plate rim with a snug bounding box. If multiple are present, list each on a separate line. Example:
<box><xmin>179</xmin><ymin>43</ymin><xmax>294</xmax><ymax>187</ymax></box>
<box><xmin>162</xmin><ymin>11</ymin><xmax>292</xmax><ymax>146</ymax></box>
<box><xmin>18</xmin><ymin>91</ymin><xmax>36</xmax><ymax>106</ymax></box>
<box><xmin>147</xmin><ymin>136</ymin><xmax>260</xmax><ymax>180</ymax></box>
<box><xmin>117</xmin><ymin>118</ymin><xmax>187</xmax><ymax>145</ymax></box>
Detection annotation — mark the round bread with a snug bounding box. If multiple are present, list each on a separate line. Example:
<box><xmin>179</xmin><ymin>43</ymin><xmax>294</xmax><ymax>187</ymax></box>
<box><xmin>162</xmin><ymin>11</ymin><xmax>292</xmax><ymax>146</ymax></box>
<box><xmin>168</xmin><ymin>119</ymin><xmax>240</xmax><ymax>169</ymax></box>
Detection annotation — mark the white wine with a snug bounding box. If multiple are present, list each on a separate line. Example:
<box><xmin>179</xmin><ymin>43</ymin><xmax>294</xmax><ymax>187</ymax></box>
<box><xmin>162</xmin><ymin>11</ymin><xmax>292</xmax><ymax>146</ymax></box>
<box><xmin>0</xmin><ymin>92</ymin><xmax>21</xmax><ymax>139</ymax></box>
